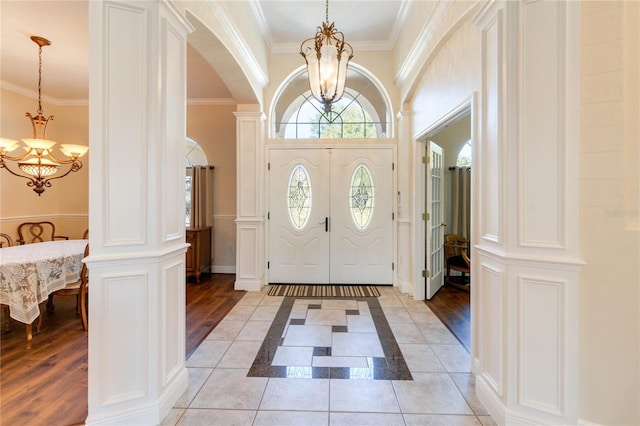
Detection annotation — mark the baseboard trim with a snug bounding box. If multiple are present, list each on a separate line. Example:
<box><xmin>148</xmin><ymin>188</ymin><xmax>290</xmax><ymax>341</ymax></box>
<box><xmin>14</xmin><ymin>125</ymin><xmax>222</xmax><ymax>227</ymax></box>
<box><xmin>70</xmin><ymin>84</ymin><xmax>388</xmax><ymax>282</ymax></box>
<box><xmin>210</xmin><ymin>265</ymin><xmax>236</xmax><ymax>274</ymax></box>
<box><xmin>476</xmin><ymin>374</ymin><xmax>580</xmax><ymax>425</ymax></box>
<box><xmin>85</xmin><ymin>367</ymin><xmax>188</xmax><ymax>426</ymax></box>
<box><xmin>234</xmin><ymin>278</ymin><xmax>263</xmax><ymax>291</ymax></box>
<box><xmin>476</xmin><ymin>374</ymin><xmax>505</xmax><ymax>425</ymax></box>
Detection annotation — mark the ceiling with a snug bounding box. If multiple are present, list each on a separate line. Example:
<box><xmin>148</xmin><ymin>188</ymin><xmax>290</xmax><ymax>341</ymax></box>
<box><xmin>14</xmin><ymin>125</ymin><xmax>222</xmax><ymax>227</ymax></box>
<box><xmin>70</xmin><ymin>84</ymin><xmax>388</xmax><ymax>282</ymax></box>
<box><xmin>1</xmin><ymin>0</ymin><xmax>408</xmax><ymax>103</ymax></box>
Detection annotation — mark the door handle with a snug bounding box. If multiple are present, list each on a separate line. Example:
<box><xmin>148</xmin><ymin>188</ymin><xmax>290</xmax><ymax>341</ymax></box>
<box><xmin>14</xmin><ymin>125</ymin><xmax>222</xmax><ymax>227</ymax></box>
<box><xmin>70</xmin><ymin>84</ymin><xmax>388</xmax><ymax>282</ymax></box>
<box><xmin>441</xmin><ymin>222</ymin><xmax>447</xmax><ymax>227</ymax></box>
<box><xmin>319</xmin><ymin>217</ymin><xmax>328</xmax><ymax>232</ymax></box>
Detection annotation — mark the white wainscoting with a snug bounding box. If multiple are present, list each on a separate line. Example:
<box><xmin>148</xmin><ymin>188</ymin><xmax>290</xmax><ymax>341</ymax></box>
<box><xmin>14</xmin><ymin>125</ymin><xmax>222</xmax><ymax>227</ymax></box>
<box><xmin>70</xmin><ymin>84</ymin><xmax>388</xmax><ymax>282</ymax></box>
<box><xmin>473</xmin><ymin>1</ymin><xmax>582</xmax><ymax>424</ymax></box>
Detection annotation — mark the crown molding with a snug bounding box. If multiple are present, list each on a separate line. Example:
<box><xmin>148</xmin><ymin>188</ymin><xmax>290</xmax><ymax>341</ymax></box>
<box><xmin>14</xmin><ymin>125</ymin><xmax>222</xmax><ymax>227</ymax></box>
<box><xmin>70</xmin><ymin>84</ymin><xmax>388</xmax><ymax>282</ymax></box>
<box><xmin>249</xmin><ymin>0</ymin><xmax>274</xmax><ymax>52</ymax></box>
<box><xmin>187</xmin><ymin>98</ymin><xmax>237</xmax><ymax>106</ymax></box>
<box><xmin>208</xmin><ymin>1</ymin><xmax>269</xmax><ymax>89</ymax></box>
<box><xmin>389</xmin><ymin>0</ymin><xmax>413</xmax><ymax>50</ymax></box>
<box><xmin>3</xmin><ymin>80</ymin><xmax>235</xmax><ymax>107</ymax></box>
<box><xmin>395</xmin><ymin>1</ymin><xmax>453</xmax><ymax>87</ymax></box>
<box><xmin>1</xmin><ymin>81</ymin><xmax>88</xmax><ymax>106</ymax></box>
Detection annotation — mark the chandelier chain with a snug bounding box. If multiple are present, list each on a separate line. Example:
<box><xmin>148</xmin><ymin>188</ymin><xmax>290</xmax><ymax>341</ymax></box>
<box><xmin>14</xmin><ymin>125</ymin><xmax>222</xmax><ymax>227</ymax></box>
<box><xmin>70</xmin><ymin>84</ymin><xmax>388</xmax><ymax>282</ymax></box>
<box><xmin>325</xmin><ymin>0</ymin><xmax>329</xmax><ymax>24</ymax></box>
<box><xmin>37</xmin><ymin>44</ymin><xmax>43</xmax><ymax>115</ymax></box>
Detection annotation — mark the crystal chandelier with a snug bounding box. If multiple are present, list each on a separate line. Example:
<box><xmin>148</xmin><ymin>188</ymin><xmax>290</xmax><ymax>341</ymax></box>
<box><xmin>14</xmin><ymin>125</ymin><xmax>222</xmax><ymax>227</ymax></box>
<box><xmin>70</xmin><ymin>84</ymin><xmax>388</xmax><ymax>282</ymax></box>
<box><xmin>0</xmin><ymin>36</ymin><xmax>88</xmax><ymax>196</ymax></box>
<box><xmin>299</xmin><ymin>0</ymin><xmax>354</xmax><ymax>113</ymax></box>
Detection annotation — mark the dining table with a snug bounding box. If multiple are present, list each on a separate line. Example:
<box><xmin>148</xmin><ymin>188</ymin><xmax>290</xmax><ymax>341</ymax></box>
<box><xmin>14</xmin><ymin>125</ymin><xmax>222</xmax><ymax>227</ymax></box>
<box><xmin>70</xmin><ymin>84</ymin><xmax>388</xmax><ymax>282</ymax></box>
<box><xmin>0</xmin><ymin>239</ymin><xmax>88</xmax><ymax>348</ymax></box>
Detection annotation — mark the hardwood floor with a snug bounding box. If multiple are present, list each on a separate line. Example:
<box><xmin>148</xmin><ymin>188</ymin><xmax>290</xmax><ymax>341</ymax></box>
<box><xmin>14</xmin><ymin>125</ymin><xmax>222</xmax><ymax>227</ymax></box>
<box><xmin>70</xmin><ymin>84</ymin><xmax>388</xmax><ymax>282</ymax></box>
<box><xmin>0</xmin><ymin>273</ymin><xmax>245</xmax><ymax>426</ymax></box>
<box><xmin>185</xmin><ymin>274</ymin><xmax>246</xmax><ymax>358</ymax></box>
<box><xmin>424</xmin><ymin>283</ymin><xmax>471</xmax><ymax>352</ymax></box>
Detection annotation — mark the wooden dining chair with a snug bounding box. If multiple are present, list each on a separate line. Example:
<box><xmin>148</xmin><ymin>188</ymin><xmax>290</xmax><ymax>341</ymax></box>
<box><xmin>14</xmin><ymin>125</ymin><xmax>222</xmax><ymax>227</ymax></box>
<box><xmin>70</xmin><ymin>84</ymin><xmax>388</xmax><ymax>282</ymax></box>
<box><xmin>0</xmin><ymin>233</ymin><xmax>14</xmax><ymax>332</ymax></box>
<box><xmin>444</xmin><ymin>233</ymin><xmax>471</xmax><ymax>286</ymax></box>
<box><xmin>17</xmin><ymin>221</ymin><xmax>68</xmax><ymax>245</ymax></box>
<box><xmin>44</xmin><ymin>244</ymin><xmax>89</xmax><ymax>331</ymax></box>
<box><xmin>0</xmin><ymin>233</ymin><xmax>13</xmax><ymax>248</ymax></box>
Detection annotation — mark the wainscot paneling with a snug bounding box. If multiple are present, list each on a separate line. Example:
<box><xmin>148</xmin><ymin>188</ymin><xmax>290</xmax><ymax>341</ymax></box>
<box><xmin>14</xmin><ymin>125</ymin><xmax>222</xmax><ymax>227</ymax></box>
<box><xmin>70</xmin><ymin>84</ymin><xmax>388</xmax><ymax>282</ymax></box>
<box><xmin>161</xmin><ymin>19</ymin><xmax>188</xmax><ymax>242</ymax></box>
<box><xmin>478</xmin><ymin>256</ymin><xmax>504</xmax><ymax>396</ymax></box>
<box><xmin>105</xmin><ymin>2</ymin><xmax>148</xmax><ymax>245</ymax></box>
<box><xmin>162</xmin><ymin>261</ymin><xmax>184</xmax><ymax>386</ymax></box>
<box><xmin>102</xmin><ymin>273</ymin><xmax>148</xmax><ymax>404</ymax></box>
<box><xmin>518</xmin><ymin>274</ymin><xmax>564</xmax><ymax>416</ymax></box>
<box><xmin>519</xmin><ymin>0</ymin><xmax>565</xmax><ymax>248</ymax></box>
<box><xmin>479</xmin><ymin>7</ymin><xmax>502</xmax><ymax>245</ymax></box>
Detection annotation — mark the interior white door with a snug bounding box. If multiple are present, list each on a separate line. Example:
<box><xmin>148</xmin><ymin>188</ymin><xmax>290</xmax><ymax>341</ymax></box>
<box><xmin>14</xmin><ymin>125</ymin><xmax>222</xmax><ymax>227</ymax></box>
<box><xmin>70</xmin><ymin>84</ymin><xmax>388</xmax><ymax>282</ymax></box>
<box><xmin>269</xmin><ymin>147</ymin><xmax>393</xmax><ymax>284</ymax></box>
<box><xmin>330</xmin><ymin>148</ymin><xmax>393</xmax><ymax>284</ymax></box>
<box><xmin>426</xmin><ymin>141</ymin><xmax>445</xmax><ymax>299</ymax></box>
<box><xmin>268</xmin><ymin>149</ymin><xmax>330</xmax><ymax>283</ymax></box>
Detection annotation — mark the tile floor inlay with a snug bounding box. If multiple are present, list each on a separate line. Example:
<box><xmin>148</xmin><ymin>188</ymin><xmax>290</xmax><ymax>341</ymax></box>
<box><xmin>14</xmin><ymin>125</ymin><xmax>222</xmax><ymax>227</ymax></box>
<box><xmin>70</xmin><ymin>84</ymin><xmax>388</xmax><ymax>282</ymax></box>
<box><xmin>247</xmin><ymin>296</ymin><xmax>413</xmax><ymax>380</ymax></box>
<box><xmin>167</xmin><ymin>286</ymin><xmax>495</xmax><ymax>425</ymax></box>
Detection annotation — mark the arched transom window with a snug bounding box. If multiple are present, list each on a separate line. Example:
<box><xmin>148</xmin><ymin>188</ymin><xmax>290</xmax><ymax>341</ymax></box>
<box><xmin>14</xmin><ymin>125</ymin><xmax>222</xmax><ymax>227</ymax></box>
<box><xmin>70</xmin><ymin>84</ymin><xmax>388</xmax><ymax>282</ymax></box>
<box><xmin>271</xmin><ymin>66</ymin><xmax>392</xmax><ymax>139</ymax></box>
<box><xmin>457</xmin><ymin>140</ymin><xmax>472</xmax><ymax>167</ymax></box>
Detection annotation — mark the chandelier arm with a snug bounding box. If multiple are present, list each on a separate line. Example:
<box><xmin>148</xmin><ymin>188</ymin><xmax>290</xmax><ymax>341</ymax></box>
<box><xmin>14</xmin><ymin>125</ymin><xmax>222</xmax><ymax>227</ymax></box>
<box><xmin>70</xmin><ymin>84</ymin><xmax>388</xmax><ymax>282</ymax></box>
<box><xmin>0</xmin><ymin>160</ymin><xmax>28</xmax><ymax>177</ymax></box>
<box><xmin>30</xmin><ymin>161</ymin><xmax>83</xmax><ymax>196</ymax></box>
<box><xmin>46</xmin><ymin>150</ymin><xmax>79</xmax><ymax>164</ymax></box>
<box><xmin>1</xmin><ymin>154</ymin><xmax>82</xmax><ymax>196</ymax></box>
<box><xmin>0</xmin><ymin>160</ymin><xmax>41</xmax><ymax>189</ymax></box>
<box><xmin>40</xmin><ymin>161</ymin><xmax>83</xmax><ymax>183</ymax></box>
<box><xmin>0</xmin><ymin>150</ymin><xmax>36</xmax><ymax>162</ymax></box>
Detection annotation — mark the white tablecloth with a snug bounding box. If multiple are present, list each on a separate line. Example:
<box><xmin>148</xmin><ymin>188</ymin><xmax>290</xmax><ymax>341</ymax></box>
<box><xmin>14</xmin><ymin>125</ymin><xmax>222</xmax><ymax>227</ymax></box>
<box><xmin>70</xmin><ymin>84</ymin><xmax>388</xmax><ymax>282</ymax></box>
<box><xmin>0</xmin><ymin>239</ymin><xmax>88</xmax><ymax>324</ymax></box>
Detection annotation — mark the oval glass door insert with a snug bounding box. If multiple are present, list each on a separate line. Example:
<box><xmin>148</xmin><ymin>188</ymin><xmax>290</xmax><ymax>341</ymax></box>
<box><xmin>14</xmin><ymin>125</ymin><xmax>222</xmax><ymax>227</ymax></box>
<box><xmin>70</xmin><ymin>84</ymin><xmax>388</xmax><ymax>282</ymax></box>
<box><xmin>287</xmin><ymin>164</ymin><xmax>312</xmax><ymax>229</ymax></box>
<box><xmin>350</xmin><ymin>164</ymin><xmax>374</xmax><ymax>230</ymax></box>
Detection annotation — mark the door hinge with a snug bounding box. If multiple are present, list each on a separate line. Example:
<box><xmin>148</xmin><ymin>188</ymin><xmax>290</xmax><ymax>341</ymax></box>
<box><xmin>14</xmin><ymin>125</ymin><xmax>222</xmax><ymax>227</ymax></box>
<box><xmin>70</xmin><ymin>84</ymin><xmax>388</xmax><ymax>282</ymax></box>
<box><xmin>422</xmin><ymin>213</ymin><xmax>430</xmax><ymax>221</ymax></box>
<box><xmin>268</xmin><ymin>162</ymin><xmax>271</xmax><ymax>171</ymax></box>
<box><xmin>392</xmin><ymin>212</ymin><xmax>395</xmax><ymax>220</ymax></box>
<box><xmin>422</xmin><ymin>270</ymin><xmax>430</xmax><ymax>278</ymax></box>
<box><xmin>422</xmin><ymin>156</ymin><xmax>430</xmax><ymax>164</ymax></box>
<box><xmin>392</xmin><ymin>162</ymin><xmax>395</xmax><ymax>170</ymax></box>
<box><xmin>392</xmin><ymin>262</ymin><xmax>395</xmax><ymax>271</ymax></box>
<box><xmin>267</xmin><ymin>261</ymin><xmax>270</xmax><ymax>269</ymax></box>
<box><xmin>267</xmin><ymin>211</ymin><xmax>270</xmax><ymax>220</ymax></box>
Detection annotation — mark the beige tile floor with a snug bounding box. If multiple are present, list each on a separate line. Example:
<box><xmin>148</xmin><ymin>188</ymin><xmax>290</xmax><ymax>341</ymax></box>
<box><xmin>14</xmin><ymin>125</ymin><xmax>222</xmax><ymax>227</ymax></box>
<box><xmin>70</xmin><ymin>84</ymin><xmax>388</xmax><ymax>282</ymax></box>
<box><xmin>162</xmin><ymin>286</ymin><xmax>495</xmax><ymax>426</ymax></box>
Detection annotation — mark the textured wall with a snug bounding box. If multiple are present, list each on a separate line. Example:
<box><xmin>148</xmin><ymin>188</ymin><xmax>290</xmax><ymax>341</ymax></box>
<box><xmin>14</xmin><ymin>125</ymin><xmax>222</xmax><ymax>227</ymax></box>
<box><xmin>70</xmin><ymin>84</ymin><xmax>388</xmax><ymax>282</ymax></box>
<box><xmin>579</xmin><ymin>2</ymin><xmax>640</xmax><ymax>424</ymax></box>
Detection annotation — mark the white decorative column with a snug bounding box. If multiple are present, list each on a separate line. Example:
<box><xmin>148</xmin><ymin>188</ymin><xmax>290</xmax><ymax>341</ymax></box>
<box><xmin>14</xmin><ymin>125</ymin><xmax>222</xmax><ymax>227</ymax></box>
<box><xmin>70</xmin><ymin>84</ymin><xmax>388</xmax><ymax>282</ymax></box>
<box><xmin>473</xmin><ymin>1</ymin><xmax>582</xmax><ymax>425</ymax></box>
<box><xmin>396</xmin><ymin>108</ymin><xmax>414</xmax><ymax>296</ymax></box>
<box><xmin>86</xmin><ymin>1</ymin><xmax>192</xmax><ymax>424</ymax></box>
<box><xmin>234</xmin><ymin>107</ymin><xmax>265</xmax><ymax>291</ymax></box>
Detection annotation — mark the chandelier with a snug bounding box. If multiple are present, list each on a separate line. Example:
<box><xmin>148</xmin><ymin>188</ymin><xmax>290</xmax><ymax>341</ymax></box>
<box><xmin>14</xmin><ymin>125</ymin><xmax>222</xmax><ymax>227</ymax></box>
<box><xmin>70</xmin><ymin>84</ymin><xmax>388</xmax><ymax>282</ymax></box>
<box><xmin>0</xmin><ymin>36</ymin><xmax>88</xmax><ymax>196</ymax></box>
<box><xmin>299</xmin><ymin>0</ymin><xmax>354</xmax><ymax>113</ymax></box>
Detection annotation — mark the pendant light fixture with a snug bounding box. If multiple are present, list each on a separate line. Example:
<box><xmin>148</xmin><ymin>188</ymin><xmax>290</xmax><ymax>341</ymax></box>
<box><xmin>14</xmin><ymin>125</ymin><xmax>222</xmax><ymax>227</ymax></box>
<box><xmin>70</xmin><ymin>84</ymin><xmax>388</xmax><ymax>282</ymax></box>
<box><xmin>0</xmin><ymin>36</ymin><xmax>88</xmax><ymax>196</ymax></box>
<box><xmin>299</xmin><ymin>0</ymin><xmax>354</xmax><ymax>113</ymax></box>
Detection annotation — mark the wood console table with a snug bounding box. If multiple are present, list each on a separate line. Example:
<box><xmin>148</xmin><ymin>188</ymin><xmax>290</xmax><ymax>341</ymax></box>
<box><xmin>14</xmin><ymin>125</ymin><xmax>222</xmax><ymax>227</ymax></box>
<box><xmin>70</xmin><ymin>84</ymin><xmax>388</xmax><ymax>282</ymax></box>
<box><xmin>186</xmin><ymin>226</ymin><xmax>211</xmax><ymax>282</ymax></box>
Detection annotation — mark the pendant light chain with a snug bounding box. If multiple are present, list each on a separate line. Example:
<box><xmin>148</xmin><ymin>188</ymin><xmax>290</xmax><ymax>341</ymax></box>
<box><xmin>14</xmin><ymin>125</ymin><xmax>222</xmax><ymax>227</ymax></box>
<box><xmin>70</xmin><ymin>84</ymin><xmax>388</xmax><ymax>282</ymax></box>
<box><xmin>325</xmin><ymin>0</ymin><xmax>329</xmax><ymax>24</ymax></box>
<box><xmin>37</xmin><ymin>44</ymin><xmax>43</xmax><ymax>115</ymax></box>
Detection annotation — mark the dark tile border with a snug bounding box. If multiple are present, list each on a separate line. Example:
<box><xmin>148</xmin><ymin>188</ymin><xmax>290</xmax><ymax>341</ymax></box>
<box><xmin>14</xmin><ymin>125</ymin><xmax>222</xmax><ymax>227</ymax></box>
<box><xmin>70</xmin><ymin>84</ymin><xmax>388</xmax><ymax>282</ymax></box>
<box><xmin>247</xmin><ymin>296</ymin><xmax>412</xmax><ymax>380</ymax></box>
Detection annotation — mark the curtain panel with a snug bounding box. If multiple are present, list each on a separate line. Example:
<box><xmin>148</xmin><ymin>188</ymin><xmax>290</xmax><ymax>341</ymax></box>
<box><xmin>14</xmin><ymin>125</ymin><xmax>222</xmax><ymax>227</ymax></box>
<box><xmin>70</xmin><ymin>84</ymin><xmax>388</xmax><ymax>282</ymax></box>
<box><xmin>190</xmin><ymin>166</ymin><xmax>214</xmax><ymax>228</ymax></box>
<box><xmin>450</xmin><ymin>167</ymin><xmax>471</xmax><ymax>239</ymax></box>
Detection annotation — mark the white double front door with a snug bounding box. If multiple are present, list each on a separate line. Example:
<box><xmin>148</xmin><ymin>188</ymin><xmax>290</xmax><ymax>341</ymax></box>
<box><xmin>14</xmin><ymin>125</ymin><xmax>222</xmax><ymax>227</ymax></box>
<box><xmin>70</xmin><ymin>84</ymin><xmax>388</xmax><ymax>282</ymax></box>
<box><xmin>268</xmin><ymin>147</ymin><xmax>393</xmax><ymax>285</ymax></box>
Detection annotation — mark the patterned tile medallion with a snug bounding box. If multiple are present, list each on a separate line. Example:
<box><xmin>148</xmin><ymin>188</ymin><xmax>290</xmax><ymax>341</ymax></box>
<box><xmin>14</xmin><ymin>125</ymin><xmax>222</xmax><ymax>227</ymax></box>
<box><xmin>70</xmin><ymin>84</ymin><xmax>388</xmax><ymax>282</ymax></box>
<box><xmin>247</xmin><ymin>296</ymin><xmax>412</xmax><ymax>380</ymax></box>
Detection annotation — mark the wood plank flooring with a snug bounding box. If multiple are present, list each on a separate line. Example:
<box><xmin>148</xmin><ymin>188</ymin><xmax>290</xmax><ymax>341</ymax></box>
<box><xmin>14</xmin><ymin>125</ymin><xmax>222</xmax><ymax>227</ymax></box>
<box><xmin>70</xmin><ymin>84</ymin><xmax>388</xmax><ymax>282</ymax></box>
<box><xmin>424</xmin><ymin>284</ymin><xmax>471</xmax><ymax>352</ymax></box>
<box><xmin>0</xmin><ymin>273</ymin><xmax>244</xmax><ymax>426</ymax></box>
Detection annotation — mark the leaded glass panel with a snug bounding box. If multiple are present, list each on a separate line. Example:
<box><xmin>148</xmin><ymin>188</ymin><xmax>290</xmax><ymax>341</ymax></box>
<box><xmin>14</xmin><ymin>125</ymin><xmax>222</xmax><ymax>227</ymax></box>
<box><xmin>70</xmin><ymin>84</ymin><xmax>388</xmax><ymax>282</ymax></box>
<box><xmin>350</xmin><ymin>164</ymin><xmax>374</xmax><ymax>230</ymax></box>
<box><xmin>287</xmin><ymin>164</ymin><xmax>312</xmax><ymax>230</ymax></box>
